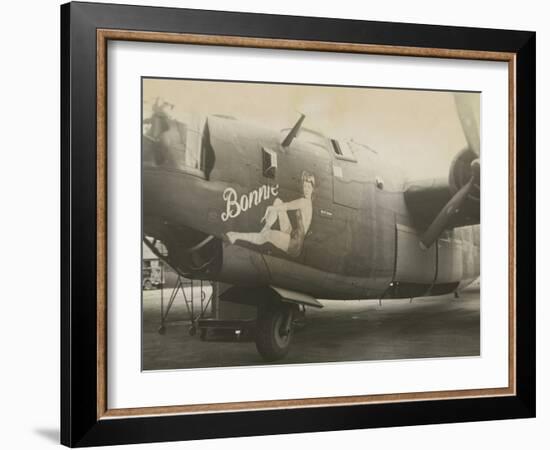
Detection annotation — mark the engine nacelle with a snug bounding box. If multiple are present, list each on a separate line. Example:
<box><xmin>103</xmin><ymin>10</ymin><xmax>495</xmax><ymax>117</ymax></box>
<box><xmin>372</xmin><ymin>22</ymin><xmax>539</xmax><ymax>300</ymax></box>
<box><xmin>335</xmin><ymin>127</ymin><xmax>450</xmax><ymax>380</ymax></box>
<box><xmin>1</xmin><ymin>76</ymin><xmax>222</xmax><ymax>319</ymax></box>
<box><xmin>447</xmin><ymin>148</ymin><xmax>480</xmax><ymax>226</ymax></box>
<box><xmin>449</xmin><ymin>148</ymin><xmax>480</xmax><ymax>202</ymax></box>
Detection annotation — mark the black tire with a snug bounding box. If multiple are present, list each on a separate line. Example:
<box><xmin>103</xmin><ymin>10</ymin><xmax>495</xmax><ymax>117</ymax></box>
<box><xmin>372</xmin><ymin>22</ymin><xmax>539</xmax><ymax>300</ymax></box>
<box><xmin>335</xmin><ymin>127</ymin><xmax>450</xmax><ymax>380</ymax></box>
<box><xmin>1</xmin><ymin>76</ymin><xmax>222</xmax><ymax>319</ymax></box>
<box><xmin>255</xmin><ymin>302</ymin><xmax>293</xmax><ymax>361</ymax></box>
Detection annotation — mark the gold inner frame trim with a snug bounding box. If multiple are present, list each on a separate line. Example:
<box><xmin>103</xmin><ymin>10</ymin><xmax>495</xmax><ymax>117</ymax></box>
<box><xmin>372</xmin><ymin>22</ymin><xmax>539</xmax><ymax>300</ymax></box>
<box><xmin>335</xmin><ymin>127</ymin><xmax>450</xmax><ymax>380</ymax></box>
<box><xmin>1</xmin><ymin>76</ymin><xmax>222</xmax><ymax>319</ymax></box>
<box><xmin>96</xmin><ymin>28</ymin><xmax>517</xmax><ymax>420</ymax></box>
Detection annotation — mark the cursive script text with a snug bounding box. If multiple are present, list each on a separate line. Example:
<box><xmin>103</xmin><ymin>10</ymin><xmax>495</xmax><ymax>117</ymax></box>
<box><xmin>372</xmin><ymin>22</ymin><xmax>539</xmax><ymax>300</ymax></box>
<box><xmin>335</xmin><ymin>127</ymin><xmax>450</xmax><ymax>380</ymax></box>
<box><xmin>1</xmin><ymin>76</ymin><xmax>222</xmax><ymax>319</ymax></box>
<box><xmin>221</xmin><ymin>184</ymin><xmax>279</xmax><ymax>222</ymax></box>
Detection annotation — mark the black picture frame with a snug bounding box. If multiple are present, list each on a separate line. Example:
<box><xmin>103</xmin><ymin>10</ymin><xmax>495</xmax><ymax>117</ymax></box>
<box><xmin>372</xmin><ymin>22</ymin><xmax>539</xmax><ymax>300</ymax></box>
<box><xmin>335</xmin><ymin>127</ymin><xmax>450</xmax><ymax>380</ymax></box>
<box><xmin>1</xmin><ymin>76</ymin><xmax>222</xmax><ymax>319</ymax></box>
<box><xmin>61</xmin><ymin>1</ymin><xmax>535</xmax><ymax>447</ymax></box>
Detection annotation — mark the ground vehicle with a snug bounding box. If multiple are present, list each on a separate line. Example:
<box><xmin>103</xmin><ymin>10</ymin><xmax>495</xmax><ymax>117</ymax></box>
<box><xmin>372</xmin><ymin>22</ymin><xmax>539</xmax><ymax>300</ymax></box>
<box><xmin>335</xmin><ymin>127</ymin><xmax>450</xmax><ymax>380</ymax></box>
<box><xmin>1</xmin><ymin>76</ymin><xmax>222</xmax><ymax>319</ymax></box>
<box><xmin>142</xmin><ymin>263</ymin><xmax>164</xmax><ymax>290</ymax></box>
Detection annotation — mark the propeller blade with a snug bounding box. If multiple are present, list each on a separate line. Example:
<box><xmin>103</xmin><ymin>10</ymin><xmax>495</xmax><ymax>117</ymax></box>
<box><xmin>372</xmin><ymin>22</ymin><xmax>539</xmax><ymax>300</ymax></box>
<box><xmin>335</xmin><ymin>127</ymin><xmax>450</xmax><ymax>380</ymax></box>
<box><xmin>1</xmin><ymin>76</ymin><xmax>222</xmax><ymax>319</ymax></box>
<box><xmin>454</xmin><ymin>94</ymin><xmax>480</xmax><ymax>156</ymax></box>
<box><xmin>420</xmin><ymin>177</ymin><xmax>474</xmax><ymax>249</ymax></box>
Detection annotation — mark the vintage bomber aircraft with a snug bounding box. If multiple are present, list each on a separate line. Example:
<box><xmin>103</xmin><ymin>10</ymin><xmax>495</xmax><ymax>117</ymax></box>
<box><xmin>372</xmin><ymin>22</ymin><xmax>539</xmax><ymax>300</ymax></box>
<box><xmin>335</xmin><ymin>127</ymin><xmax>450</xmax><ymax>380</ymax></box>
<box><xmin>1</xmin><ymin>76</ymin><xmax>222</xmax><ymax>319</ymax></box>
<box><xmin>142</xmin><ymin>95</ymin><xmax>480</xmax><ymax>361</ymax></box>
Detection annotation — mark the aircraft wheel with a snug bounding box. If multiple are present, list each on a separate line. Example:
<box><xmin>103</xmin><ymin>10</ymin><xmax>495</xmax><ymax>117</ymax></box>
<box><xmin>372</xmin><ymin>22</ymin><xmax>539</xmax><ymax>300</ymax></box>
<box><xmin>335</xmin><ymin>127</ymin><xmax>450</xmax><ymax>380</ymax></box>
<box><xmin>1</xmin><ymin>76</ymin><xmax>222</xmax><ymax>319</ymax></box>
<box><xmin>255</xmin><ymin>302</ymin><xmax>294</xmax><ymax>362</ymax></box>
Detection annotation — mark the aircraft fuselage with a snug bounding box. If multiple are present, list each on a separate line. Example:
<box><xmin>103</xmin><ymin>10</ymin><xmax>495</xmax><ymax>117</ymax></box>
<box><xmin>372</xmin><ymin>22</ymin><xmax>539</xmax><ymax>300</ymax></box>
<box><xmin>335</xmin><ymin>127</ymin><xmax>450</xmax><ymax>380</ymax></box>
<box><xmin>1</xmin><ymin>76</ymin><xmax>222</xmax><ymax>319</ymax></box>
<box><xmin>143</xmin><ymin>114</ymin><xmax>479</xmax><ymax>300</ymax></box>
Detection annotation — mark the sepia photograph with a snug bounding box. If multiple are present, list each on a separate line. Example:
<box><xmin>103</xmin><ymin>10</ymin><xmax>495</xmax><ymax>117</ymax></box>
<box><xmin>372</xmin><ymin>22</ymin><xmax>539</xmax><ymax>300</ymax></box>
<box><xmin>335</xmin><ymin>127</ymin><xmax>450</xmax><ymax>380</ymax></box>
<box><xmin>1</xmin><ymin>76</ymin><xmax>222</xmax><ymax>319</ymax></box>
<box><xmin>56</xmin><ymin>2</ymin><xmax>536</xmax><ymax>446</ymax></box>
<box><xmin>141</xmin><ymin>78</ymin><xmax>480</xmax><ymax>370</ymax></box>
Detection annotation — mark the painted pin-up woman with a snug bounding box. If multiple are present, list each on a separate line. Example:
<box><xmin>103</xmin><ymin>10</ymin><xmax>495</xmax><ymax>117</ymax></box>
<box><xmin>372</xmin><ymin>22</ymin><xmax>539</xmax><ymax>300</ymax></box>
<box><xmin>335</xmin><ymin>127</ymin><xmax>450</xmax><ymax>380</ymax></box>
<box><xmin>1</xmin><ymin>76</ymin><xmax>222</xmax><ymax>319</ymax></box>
<box><xmin>226</xmin><ymin>171</ymin><xmax>316</xmax><ymax>258</ymax></box>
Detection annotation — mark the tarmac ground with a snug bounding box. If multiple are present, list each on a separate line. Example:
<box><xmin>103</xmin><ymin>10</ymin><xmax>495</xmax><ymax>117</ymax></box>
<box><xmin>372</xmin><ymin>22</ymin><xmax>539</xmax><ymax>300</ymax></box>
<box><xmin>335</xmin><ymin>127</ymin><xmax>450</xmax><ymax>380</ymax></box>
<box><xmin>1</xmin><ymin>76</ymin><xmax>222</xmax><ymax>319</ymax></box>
<box><xmin>142</xmin><ymin>286</ymin><xmax>480</xmax><ymax>370</ymax></box>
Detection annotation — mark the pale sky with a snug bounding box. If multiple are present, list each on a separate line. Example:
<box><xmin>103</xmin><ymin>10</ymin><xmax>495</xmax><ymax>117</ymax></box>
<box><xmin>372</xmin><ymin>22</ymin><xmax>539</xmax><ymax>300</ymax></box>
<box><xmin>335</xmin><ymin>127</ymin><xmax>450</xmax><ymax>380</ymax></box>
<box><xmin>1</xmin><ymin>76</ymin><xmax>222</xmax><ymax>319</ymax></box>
<box><xmin>143</xmin><ymin>78</ymin><xmax>478</xmax><ymax>180</ymax></box>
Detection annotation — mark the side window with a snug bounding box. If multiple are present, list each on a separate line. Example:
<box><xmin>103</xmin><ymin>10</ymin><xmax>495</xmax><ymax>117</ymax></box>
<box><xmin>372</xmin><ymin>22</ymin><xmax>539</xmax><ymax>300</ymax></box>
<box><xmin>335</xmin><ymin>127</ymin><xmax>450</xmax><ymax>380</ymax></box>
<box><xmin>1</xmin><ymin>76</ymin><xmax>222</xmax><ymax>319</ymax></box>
<box><xmin>331</xmin><ymin>139</ymin><xmax>356</xmax><ymax>162</ymax></box>
<box><xmin>262</xmin><ymin>147</ymin><xmax>278</xmax><ymax>178</ymax></box>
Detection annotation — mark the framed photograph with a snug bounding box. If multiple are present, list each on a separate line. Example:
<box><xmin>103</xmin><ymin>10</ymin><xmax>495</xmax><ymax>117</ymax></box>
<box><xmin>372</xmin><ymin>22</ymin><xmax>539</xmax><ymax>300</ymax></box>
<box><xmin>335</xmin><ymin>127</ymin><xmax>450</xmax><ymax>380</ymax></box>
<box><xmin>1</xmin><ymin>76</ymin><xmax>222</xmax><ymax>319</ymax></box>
<box><xmin>61</xmin><ymin>1</ymin><xmax>535</xmax><ymax>447</ymax></box>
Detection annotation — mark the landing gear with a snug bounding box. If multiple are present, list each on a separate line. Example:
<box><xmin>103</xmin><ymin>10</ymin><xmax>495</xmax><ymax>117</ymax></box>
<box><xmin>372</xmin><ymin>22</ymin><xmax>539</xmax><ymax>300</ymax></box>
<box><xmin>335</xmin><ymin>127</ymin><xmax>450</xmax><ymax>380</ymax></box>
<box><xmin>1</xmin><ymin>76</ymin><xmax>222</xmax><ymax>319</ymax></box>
<box><xmin>255</xmin><ymin>302</ymin><xmax>295</xmax><ymax>361</ymax></box>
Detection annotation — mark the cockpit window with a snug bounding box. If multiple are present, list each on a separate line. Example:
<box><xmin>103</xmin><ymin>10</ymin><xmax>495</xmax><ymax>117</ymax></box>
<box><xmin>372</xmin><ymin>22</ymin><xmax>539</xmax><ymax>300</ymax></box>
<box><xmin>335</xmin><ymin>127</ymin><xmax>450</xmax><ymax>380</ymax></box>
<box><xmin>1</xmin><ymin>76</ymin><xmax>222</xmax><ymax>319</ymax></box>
<box><xmin>331</xmin><ymin>139</ymin><xmax>343</xmax><ymax>156</ymax></box>
<box><xmin>284</xmin><ymin>128</ymin><xmax>327</xmax><ymax>149</ymax></box>
<box><xmin>331</xmin><ymin>139</ymin><xmax>357</xmax><ymax>162</ymax></box>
